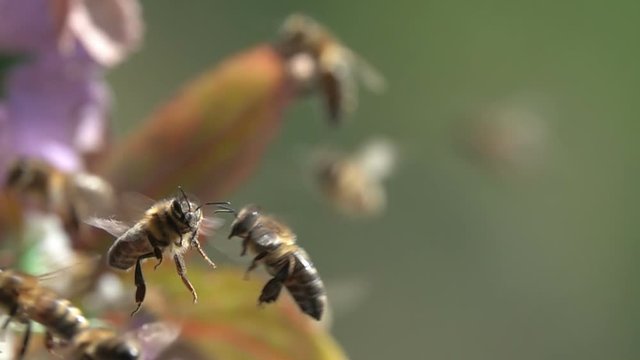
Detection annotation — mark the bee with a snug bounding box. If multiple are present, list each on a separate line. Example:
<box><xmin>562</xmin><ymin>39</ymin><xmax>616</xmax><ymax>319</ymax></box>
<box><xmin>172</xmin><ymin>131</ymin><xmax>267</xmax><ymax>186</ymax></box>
<box><xmin>215</xmin><ymin>204</ymin><xmax>327</xmax><ymax>320</ymax></box>
<box><xmin>87</xmin><ymin>188</ymin><xmax>228</xmax><ymax>315</ymax></box>
<box><xmin>67</xmin><ymin>321</ymin><xmax>180</xmax><ymax>360</ymax></box>
<box><xmin>315</xmin><ymin>138</ymin><xmax>396</xmax><ymax>216</ymax></box>
<box><xmin>0</xmin><ymin>269</ymin><xmax>120</xmax><ymax>359</ymax></box>
<box><xmin>0</xmin><ymin>269</ymin><xmax>179</xmax><ymax>359</ymax></box>
<box><xmin>3</xmin><ymin>157</ymin><xmax>115</xmax><ymax>233</ymax></box>
<box><xmin>277</xmin><ymin>13</ymin><xmax>386</xmax><ymax>124</ymax></box>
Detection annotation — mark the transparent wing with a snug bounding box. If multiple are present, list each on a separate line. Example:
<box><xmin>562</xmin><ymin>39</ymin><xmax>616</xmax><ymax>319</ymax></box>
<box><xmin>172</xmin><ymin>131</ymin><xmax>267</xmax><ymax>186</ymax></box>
<box><xmin>85</xmin><ymin>217</ymin><xmax>131</xmax><ymax>238</ymax></box>
<box><xmin>198</xmin><ymin>215</ymin><xmax>225</xmax><ymax>238</ymax></box>
<box><xmin>319</xmin><ymin>46</ymin><xmax>359</xmax><ymax>121</ymax></box>
<box><xmin>354</xmin><ymin>138</ymin><xmax>397</xmax><ymax>181</ymax></box>
<box><xmin>117</xmin><ymin>191</ymin><xmax>158</xmax><ymax>224</ymax></box>
<box><xmin>353</xmin><ymin>51</ymin><xmax>387</xmax><ymax>93</ymax></box>
<box><xmin>128</xmin><ymin>321</ymin><xmax>181</xmax><ymax>360</ymax></box>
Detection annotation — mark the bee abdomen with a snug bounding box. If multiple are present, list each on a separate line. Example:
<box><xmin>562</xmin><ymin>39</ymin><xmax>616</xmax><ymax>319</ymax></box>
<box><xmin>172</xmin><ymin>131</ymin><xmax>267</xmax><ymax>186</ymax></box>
<box><xmin>31</xmin><ymin>294</ymin><xmax>89</xmax><ymax>340</ymax></box>
<box><xmin>107</xmin><ymin>244</ymin><xmax>138</xmax><ymax>270</ymax></box>
<box><xmin>286</xmin><ymin>258</ymin><xmax>327</xmax><ymax>320</ymax></box>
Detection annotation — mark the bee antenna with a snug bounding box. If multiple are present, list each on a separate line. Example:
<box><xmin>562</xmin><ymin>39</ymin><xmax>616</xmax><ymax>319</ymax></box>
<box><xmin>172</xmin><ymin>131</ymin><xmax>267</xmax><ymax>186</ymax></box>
<box><xmin>197</xmin><ymin>201</ymin><xmax>236</xmax><ymax>215</ymax></box>
<box><xmin>178</xmin><ymin>186</ymin><xmax>192</xmax><ymax>211</ymax></box>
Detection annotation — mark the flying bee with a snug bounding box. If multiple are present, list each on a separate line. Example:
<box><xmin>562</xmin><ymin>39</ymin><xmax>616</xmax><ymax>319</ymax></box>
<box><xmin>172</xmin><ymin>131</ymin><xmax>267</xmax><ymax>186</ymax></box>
<box><xmin>87</xmin><ymin>188</ymin><xmax>228</xmax><ymax>316</ymax></box>
<box><xmin>315</xmin><ymin>138</ymin><xmax>396</xmax><ymax>216</ymax></box>
<box><xmin>3</xmin><ymin>157</ymin><xmax>115</xmax><ymax>233</ymax></box>
<box><xmin>66</xmin><ymin>321</ymin><xmax>180</xmax><ymax>360</ymax></box>
<box><xmin>277</xmin><ymin>13</ymin><xmax>386</xmax><ymax>124</ymax></box>
<box><xmin>215</xmin><ymin>204</ymin><xmax>327</xmax><ymax>320</ymax></box>
<box><xmin>0</xmin><ymin>268</ymin><xmax>91</xmax><ymax>359</ymax></box>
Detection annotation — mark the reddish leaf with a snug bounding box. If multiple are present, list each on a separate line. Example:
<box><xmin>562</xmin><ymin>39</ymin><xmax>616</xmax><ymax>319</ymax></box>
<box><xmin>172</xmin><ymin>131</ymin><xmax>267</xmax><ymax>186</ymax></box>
<box><xmin>100</xmin><ymin>45</ymin><xmax>293</xmax><ymax>199</ymax></box>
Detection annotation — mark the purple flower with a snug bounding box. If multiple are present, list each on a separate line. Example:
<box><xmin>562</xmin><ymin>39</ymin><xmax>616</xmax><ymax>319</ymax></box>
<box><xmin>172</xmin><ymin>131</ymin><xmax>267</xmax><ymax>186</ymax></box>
<box><xmin>0</xmin><ymin>0</ymin><xmax>143</xmax><ymax>66</ymax></box>
<box><xmin>1</xmin><ymin>48</ymin><xmax>111</xmax><ymax>174</ymax></box>
<box><xmin>0</xmin><ymin>0</ymin><xmax>143</xmax><ymax>179</ymax></box>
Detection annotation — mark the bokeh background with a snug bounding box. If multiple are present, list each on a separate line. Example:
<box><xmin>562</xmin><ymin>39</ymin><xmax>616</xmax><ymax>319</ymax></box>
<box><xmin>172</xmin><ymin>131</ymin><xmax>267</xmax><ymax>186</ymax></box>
<box><xmin>108</xmin><ymin>1</ymin><xmax>638</xmax><ymax>359</ymax></box>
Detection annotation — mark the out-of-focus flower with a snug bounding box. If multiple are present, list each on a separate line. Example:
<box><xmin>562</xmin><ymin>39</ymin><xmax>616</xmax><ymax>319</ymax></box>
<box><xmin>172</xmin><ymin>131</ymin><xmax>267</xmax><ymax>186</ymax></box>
<box><xmin>64</xmin><ymin>0</ymin><xmax>144</xmax><ymax>67</ymax></box>
<box><xmin>0</xmin><ymin>0</ymin><xmax>143</xmax><ymax>67</ymax></box>
<box><xmin>0</xmin><ymin>0</ymin><xmax>59</xmax><ymax>53</ymax></box>
<box><xmin>100</xmin><ymin>13</ymin><xmax>384</xmax><ymax>200</ymax></box>
<box><xmin>1</xmin><ymin>50</ymin><xmax>110</xmax><ymax>176</ymax></box>
<box><xmin>0</xmin><ymin>0</ymin><xmax>143</xmax><ymax>180</ymax></box>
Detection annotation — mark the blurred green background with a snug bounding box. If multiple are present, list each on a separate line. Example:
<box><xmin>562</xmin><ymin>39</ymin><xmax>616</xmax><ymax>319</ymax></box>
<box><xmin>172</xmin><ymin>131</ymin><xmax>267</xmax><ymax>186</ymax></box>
<box><xmin>109</xmin><ymin>1</ymin><xmax>638</xmax><ymax>359</ymax></box>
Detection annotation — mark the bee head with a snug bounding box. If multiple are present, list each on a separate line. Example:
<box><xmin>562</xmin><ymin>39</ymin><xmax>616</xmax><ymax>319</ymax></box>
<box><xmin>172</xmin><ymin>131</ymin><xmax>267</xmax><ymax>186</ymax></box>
<box><xmin>278</xmin><ymin>13</ymin><xmax>324</xmax><ymax>56</ymax></box>
<box><xmin>228</xmin><ymin>205</ymin><xmax>261</xmax><ymax>239</ymax></box>
<box><xmin>94</xmin><ymin>338</ymin><xmax>140</xmax><ymax>360</ymax></box>
<box><xmin>170</xmin><ymin>198</ymin><xmax>201</xmax><ymax>229</ymax></box>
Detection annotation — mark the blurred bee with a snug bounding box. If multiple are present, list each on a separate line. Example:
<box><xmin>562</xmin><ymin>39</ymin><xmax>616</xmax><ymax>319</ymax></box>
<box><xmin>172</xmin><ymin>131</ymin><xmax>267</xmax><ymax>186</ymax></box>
<box><xmin>0</xmin><ymin>268</ymin><xmax>149</xmax><ymax>360</ymax></box>
<box><xmin>216</xmin><ymin>204</ymin><xmax>327</xmax><ymax>320</ymax></box>
<box><xmin>87</xmin><ymin>188</ymin><xmax>228</xmax><ymax>315</ymax></box>
<box><xmin>277</xmin><ymin>13</ymin><xmax>386</xmax><ymax>124</ymax></box>
<box><xmin>66</xmin><ymin>321</ymin><xmax>180</xmax><ymax>360</ymax></box>
<box><xmin>3</xmin><ymin>157</ymin><xmax>115</xmax><ymax>233</ymax></box>
<box><xmin>315</xmin><ymin>138</ymin><xmax>396</xmax><ymax>216</ymax></box>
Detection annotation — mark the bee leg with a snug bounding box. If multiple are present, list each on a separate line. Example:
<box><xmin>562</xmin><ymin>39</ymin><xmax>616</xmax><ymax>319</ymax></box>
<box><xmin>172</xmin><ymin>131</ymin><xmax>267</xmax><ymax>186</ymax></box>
<box><xmin>152</xmin><ymin>247</ymin><xmax>163</xmax><ymax>270</ymax></box>
<box><xmin>131</xmin><ymin>252</ymin><xmax>156</xmax><ymax>316</ymax></box>
<box><xmin>190</xmin><ymin>230</ymin><xmax>216</xmax><ymax>269</ymax></box>
<box><xmin>244</xmin><ymin>252</ymin><xmax>268</xmax><ymax>280</ymax></box>
<box><xmin>240</xmin><ymin>237</ymin><xmax>249</xmax><ymax>257</ymax></box>
<box><xmin>147</xmin><ymin>233</ymin><xmax>164</xmax><ymax>270</ymax></box>
<box><xmin>16</xmin><ymin>320</ymin><xmax>31</xmax><ymax>360</ymax></box>
<box><xmin>174</xmin><ymin>253</ymin><xmax>198</xmax><ymax>304</ymax></box>
<box><xmin>44</xmin><ymin>331</ymin><xmax>65</xmax><ymax>358</ymax></box>
<box><xmin>1</xmin><ymin>304</ymin><xmax>17</xmax><ymax>332</ymax></box>
<box><xmin>259</xmin><ymin>260</ymin><xmax>291</xmax><ymax>305</ymax></box>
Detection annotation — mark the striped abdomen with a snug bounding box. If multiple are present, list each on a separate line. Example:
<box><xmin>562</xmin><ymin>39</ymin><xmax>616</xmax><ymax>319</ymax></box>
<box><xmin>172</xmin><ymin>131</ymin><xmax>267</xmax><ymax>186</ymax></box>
<box><xmin>107</xmin><ymin>224</ymin><xmax>155</xmax><ymax>270</ymax></box>
<box><xmin>284</xmin><ymin>249</ymin><xmax>327</xmax><ymax>320</ymax></box>
<box><xmin>107</xmin><ymin>207</ymin><xmax>186</xmax><ymax>270</ymax></box>
<box><xmin>27</xmin><ymin>288</ymin><xmax>90</xmax><ymax>341</ymax></box>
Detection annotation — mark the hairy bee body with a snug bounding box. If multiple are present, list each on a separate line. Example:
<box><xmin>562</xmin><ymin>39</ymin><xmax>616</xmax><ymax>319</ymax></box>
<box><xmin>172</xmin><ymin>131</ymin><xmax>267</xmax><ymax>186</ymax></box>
<box><xmin>106</xmin><ymin>198</ymin><xmax>200</xmax><ymax>270</ymax></box>
<box><xmin>278</xmin><ymin>14</ymin><xmax>385</xmax><ymax>124</ymax></box>
<box><xmin>3</xmin><ymin>158</ymin><xmax>115</xmax><ymax>231</ymax></box>
<box><xmin>90</xmin><ymin>193</ymin><xmax>219</xmax><ymax>315</ymax></box>
<box><xmin>227</xmin><ymin>206</ymin><xmax>327</xmax><ymax>320</ymax></box>
<box><xmin>315</xmin><ymin>138</ymin><xmax>396</xmax><ymax>216</ymax></box>
<box><xmin>0</xmin><ymin>270</ymin><xmax>90</xmax><ymax>337</ymax></box>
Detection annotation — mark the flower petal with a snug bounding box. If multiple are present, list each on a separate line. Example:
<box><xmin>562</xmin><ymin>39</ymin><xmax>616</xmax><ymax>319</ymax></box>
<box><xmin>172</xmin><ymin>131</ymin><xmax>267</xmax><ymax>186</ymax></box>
<box><xmin>0</xmin><ymin>0</ymin><xmax>58</xmax><ymax>53</ymax></box>
<box><xmin>4</xmin><ymin>49</ymin><xmax>111</xmax><ymax>172</ymax></box>
<box><xmin>67</xmin><ymin>0</ymin><xmax>144</xmax><ymax>67</ymax></box>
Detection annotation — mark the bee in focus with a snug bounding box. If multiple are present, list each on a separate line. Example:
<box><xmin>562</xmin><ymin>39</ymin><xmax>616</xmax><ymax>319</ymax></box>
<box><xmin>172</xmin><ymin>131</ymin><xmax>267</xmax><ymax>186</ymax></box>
<box><xmin>3</xmin><ymin>157</ymin><xmax>115</xmax><ymax>233</ymax></box>
<box><xmin>315</xmin><ymin>138</ymin><xmax>396</xmax><ymax>216</ymax></box>
<box><xmin>87</xmin><ymin>188</ymin><xmax>227</xmax><ymax>315</ymax></box>
<box><xmin>277</xmin><ymin>13</ymin><xmax>386</xmax><ymax>124</ymax></box>
<box><xmin>0</xmin><ymin>269</ymin><xmax>177</xmax><ymax>359</ymax></box>
<box><xmin>215</xmin><ymin>204</ymin><xmax>327</xmax><ymax>320</ymax></box>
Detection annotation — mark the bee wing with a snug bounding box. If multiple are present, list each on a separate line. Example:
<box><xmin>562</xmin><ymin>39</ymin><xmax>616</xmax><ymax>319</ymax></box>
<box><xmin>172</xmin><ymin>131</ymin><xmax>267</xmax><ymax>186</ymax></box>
<box><xmin>198</xmin><ymin>215</ymin><xmax>225</xmax><ymax>237</ymax></box>
<box><xmin>85</xmin><ymin>217</ymin><xmax>131</xmax><ymax>238</ymax></box>
<box><xmin>71</xmin><ymin>172</ymin><xmax>116</xmax><ymax>218</ymax></box>
<box><xmin>352</xmin><ymin>51</ymin><xmax>387</xmax><ymax>94</ymax></box>
<box><xmin>117</xmin><ymin>191</ymin><xmax>158</xmax><ymax>222</ymax></box>
<box><xmin>320</xmin><ymin>275</ymin><xmax>372</xmax><ymax>329</ymax></box>
<box><xmin>128</xmin><ymin>321</ymin><xmax>181</xmax><ymax>360</ymax></box>
<box><xmin>354</xmin><ymin>138</ymin><xmax>397</xmax><ymax>181</ymax></box>
<box><xmin>319</xmin><ymin>46</ymin><xmax>359</xmax><ymax>123</ymax></box>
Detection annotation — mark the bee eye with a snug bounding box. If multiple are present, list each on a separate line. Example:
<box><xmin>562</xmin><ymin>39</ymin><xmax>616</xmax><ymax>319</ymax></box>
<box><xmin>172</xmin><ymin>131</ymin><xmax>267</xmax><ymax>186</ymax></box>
<box><xmin>171</xmin><ymin>200</ymin><xmax>183</xmax><ymax>215</ymax></box>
